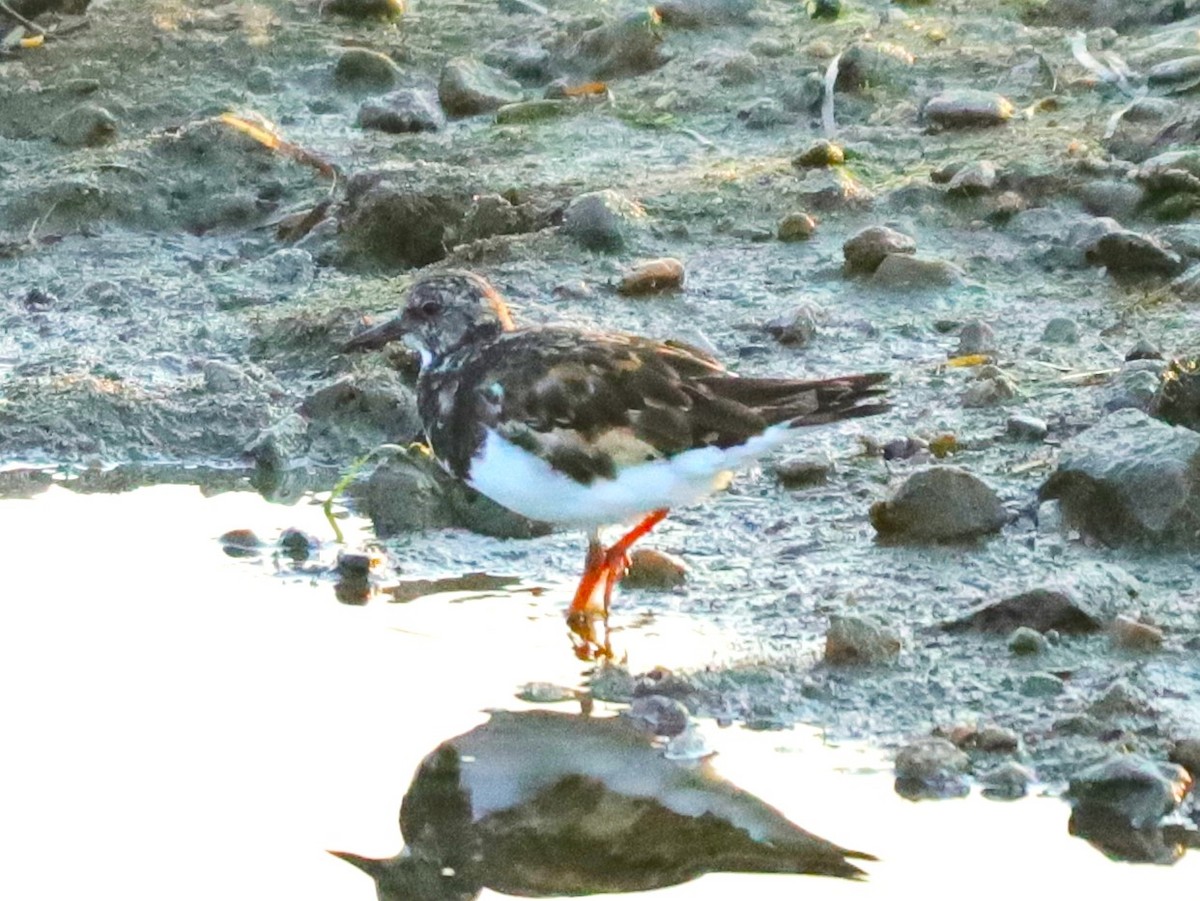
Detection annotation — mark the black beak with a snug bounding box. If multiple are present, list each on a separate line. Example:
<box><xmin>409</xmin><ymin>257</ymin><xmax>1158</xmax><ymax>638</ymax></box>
<box><xmin>342</xmin><ymin>313</ymin><xmax>408</xmax><ymax>353</ymax></box>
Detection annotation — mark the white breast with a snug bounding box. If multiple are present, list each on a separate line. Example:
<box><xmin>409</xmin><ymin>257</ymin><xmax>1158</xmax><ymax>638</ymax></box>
<box><xmin>466</xmin><ymin>424</ymin><xmax>795</xmax><ymax>528</ymax></box>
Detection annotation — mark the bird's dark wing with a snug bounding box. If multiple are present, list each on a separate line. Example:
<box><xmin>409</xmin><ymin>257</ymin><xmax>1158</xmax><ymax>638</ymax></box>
<box><xmin>420</xmin><ymin>326</ymin><xmax>887</xmax><ymax>483</ymax></box>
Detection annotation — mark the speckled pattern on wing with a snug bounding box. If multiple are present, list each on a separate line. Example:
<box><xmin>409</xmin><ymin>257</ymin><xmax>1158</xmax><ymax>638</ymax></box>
<box><xmin>418</xmin><ymin>327</ymin><xmax>888</xmax><ymax>484</ymax></box>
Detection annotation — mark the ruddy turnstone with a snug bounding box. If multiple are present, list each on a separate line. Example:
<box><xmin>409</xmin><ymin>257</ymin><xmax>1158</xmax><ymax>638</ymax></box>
<box><xmin>345</xmin><ymin>270</ymin><xmax>889</xmax><ymax>659</ymax></box>
<box><xmin>331</xmin><ymin>709</ymin><xmax>874</xmax><ymax>898</ymax></box>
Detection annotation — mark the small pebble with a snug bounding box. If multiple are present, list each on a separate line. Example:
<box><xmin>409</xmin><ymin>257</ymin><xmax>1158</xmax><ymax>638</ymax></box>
<box><xmin>1008</xmin><ymin>626</ymin><xmax>1048</xmax><ymax>655</ymax></box>
<box><xmin>627</xmin><ymin>695</ymin><xmax>690</xmax><ymax>737</ymax></box>
<box><xmin>562</xmin><ymin>189</ymin><xmax>645</xmax><ymax>251</ymax></box>
<box><xmin>1041</xmin><ymin>317</ymin><xmax>1079</xmax><ymax>345</ymax></box>
<box><xmin>334</xmin><ymin>48</ymin><xmax>401</xmax><ymax>90</ymax></box>
<box><xmin>1125</xmin><ymin>339</ymin><xmax>1163</xmax><ymax>362</ymax></box>
<box><xmin>824</xmin><ymin>614</ymin><xmax>902</xmax><ymax>665</ymax></box>
<box><xmin>977</xmin><ymin>724</ymin><xmax>1021</xmax><ymax>753</ymax></box>
<box><xmin>219</xmin><ymin>528</ymin><xmax>263</xmax><ymax>558</ymax></box>
<box><xmin>956</xmin><ymin>320</ymin><xmax>995</xmax><ymax>356</ymax></box>
<box><xmin>894</xmin><ymin>737</ymin><xmax>970</xmax><ymax>799</ymax></box>
<box><xmin>843</xmin><ymin>225</ymin><xmax>917</xmax><ymax>274</ymax></box>
<box><xmin>617</xmin><ymin>258</ymin><xmax>685</xmax><ymax>295</ymax></box>
<box><xmin>1006</xmin><ymin>415</ymin><xmax>1048</xmax><ymax>441</ymax></box>
<box><xmin>764</xmin><ymin>304</ymin><xmax>820</xmax><ymax>346</ymax></box>
<box><xmin>324</xmin><ymin>0</ymin><xmax>405</xmax><ymax>18</ymax></box>
<box><xmin>980</xmin><ymin>761</ymin><xmax>1035</xmax><ymax>799</ymax></box>
<box><xmin>516</xmin><ymin>682</ymin><xmax>577</xmax><ymax>703</ymax></box>
<box><xmin>1021</xmin><ymin>672</ymin><xmax>1064</xmax><ymax>697</ymax></box>
<box><xmin>947</xmin><ymin>160</ymin><xmax>998</xmax><ymax>196</ymax></box>
<box><xmin>1170</xmin><ymin>737</ymin><xmax>1200</xmax><ymax>778</ymax></box>
<box><xmin>623</xmin><ymin>548</ymin><xmax>688</xmax><ymax>589</ymax></box>
<box><xmin>873</xmin><ymin>254</ymin><xmax>965</xmax><ymax>290</ymax></box>
<box><xmin>773</xmin><ymin>454</ymin><xmax>831</xmax><ymax>488</ymax></box>
<box><xmin>1110</xmin><ymin>614</ymin><xmax>1164</xmax><ymax>651</ymax></box>
<box><xmin>793</xmin><ymin>139</ymin><xmax>845</xmax><ymax>168</ymax></box>
<box><xmin>278</xmin><ymin>527</ymin><xmax>317</xmax><ymax>562</ymax></box>
<box><xmin>52</xmin><ymin>103</ymin><xmax>118</xmax><ymax>147</ymax></box>
<box><xmin>924</xmin><ymin>89</ymin><xmax>1014</xmax><ymax>128</ymax></box>
<box><xmin>777</xmin><ymin>211</ymin><xmax>818</xmax><ymax>241</ymax></box>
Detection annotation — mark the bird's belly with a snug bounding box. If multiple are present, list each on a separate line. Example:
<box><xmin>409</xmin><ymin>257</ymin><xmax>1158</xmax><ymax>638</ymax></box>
<box><xmin>466</xmin><ymin>429</ymin><xmax>747</xmax><ymax>527</ymax></box>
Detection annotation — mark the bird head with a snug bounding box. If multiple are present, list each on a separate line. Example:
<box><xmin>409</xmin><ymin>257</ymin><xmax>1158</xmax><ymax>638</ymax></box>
<box><xmin>329</xmin><ymin>848</ymin><xmax>481</xmax><ymax>901</ymax></box>
<box><xmin>342</xmin><ymin>270</ymin><xmax>514</xmax><ymax>369</ymax></box>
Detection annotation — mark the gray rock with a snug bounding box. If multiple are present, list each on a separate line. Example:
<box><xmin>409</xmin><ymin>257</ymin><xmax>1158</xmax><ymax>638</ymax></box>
<box><xmin>357</xmin><ymin>89</ymin><xmax>445</xmax><ymax>133</ymax></box>
<box><xmin>561</xmin><ymin>189</ymin><xmax>645</xmax><ymax>251</ymax></box>
<box><xmin>566</xmin><ymin>9</ymin><xmax>668</xmax><ymax>80</ymax></box>
<box><xmin>773</xmin><ymin>453</ymin><xmax>831</xmax><ymax>488</ymax></box>
<box><xmin>339</xmin><ymin>176</ymin><xmax>467</xmax><ymax>266</ymax></box>
<box><xmin>956</xmin><ymin>319</ymin><xmax>995</xmax><ymax>355</ymax></box>
<box><xmin>1078</xmin><ymin>180</ymin><xmax>1144</xmax><ymax>220</ymax></box>
<box><xmin>1008</xmin><ymin>626</ymin><xmax>1048</xmax><ymax>655</ymax></box>
<box><xmin>1135</xmin><ymin>151</ymin><xmax>1200</xmax><ymax>195</ymax></box>
<box><xmin>1102</xmin><ymin>359</ymin><xmax>1166</xmax><ymax>413</ymax></box>
<box><xmin>622</xmin><ymin>548</ymin><xmax>688</xmax><ymax>589</ymax></box>
<box><xmin>1172</xmin><ymin>263</ymin><xmax>1200</xmax><ymax>302</ymax></box>
<box><xmin>776</xmin><ymin>211</ymin><xmax>817</xmax><ymax>242</ymax></box>
<box><xmin>872</xmin><ymin>254</ymin><xmax>965</xmax><ymax>290</ymax></box>
<box><xmin>924</xmin><ymin>89</ymin><xmax>1014</xmax><ymax>128</ymax></box>
<box><xmin>980</xmin><ymin>761</ymin><xmax>1035</xmax><ymax>799</ymax></box>
<box><xmin>1110</xmin><ymin>615</ymin><xmax>1164</xmax><ymax>651</ymax></box>
<box><xmin>947</xmin><ymin>160</ymin><xmax>998</xmax><ymax>196</ymax></box>
<box><xmin>961</xmin><ymin>367</ymin><xmax>1018</xmax><ymax>408</ymax></box>
<box><xmin>764</xmin><ymin>304</ymin><xmax>820</xmax><ymax>346</ymax></box>
<box><xmin>458</xmin><ymin>193</ymin><xmax>551</xmax><ymax>243</ymax></box>
<box><xmin>737</xmin><ymin>97</ymin><xmax>789</xmax><ymax>129</ymax></box>
<box><xmin>300</xmin><ymin>370</ymin><xmax>420</xmax><ymax>438</ymax></box>
<box><xmin>894</xmin><ymin>737</ymin><xmax>970</xmax><ymax>800</ymax></box>
<box><xmin>655</xmin><ymin>0</ymin><xmax>755</xmax><ymax>27</ymax></box>
<box><xmin>1088</xmin><ymin>680</ymin><xmax>1149</xmax><ymax>719</ymax></box>
<box><xmin>357</xmin><ymin>453</ymin><xmax>457</xmax><ymax>535</ymax></box>
<box><xmin>626</xmin><ymin>695</ymin><xmax>691</xmax><ymax>737</ymax></box>
<box><xmin>824</xmin><ymin>614</ymin><xmax>901</xmax><ymax>665</ymax></box>
<box><xmin>1021</xmin><ymin>672</ymin><xmax>1064</xmax><ymax>697</ymax></box>
<box><xmin>334</xmin><ymin>48</ymin><xmax>401</xmax><ymax>91</ymax></box>
<box><xmin>977</xmin><ymin>724</ymin><xmax>1021</xmax><ymax>753</ymax></box>
<box><xmin>51</xmin><ymin>103</ymin><xmax>118</xmax><ymax>147</ymax></box>
<box><xmin>843</xmin><ymin>225</ymin><xmax>916</xmax><ymax>273</ymax></box>
<box><xmin>1147</xmin><ymin>55</ymin><xmax>1200</xmax><ymax>85</ymax></box>
<box><xmin>836</xmin><ymin>41</ymin><xmax>915</xmax><ymax>91</ymax></box>
<box><xmin>794</xmin><ymin>169</ymin><xmax>873</xmax><ymax>211</ymax></box>
<box><xmin>1086</xmin><ymin>229</ymin><xmax>1186</xmax><ymax>277</ymax></box>
<box><xmin>1170</xmin><ymin>738</ymin><xmax>1200</xmax><ymax>779</ymax></box>
<box><xmin>793</xmin><ymin>139</ymin><xmax>845</xmax><ymax>168</ymax></box>
<box><xmin>1006</xmin><ymin>415</ymin><xmax>1048</xmax><ymax>441</ymax></box>
<box><xmin>1039</xmin><ymin>409</ymin><xmax>1200</xmax><ymax>545</ymax></box>
<box><xmin>324</xmin><ymin>0</ymin><xmax>404</xmax><ymax>18</ymax></box>
<box><xmin>1067</xmin><ymin>755</ymin><xmax>1191</xmax><ymax>828</ymax></box>
<box><xmin>1041</xmin><ymin>317</ymin><xmax>1079</xmax><ymax>345</ymax></box>
<box><xmin>943</xmin><ymin>588</ymin><xmax>1102</xmax><ymax>635</ymax></box>
<box><xmin>870</xmin><ymin>466</ymin><xmax>1009</xmax><ymax>542</ymax></box>
<box><xmin>438</xmin><ymin>57</ymin><xmax>524</xmax><ymax>116</ymax></box>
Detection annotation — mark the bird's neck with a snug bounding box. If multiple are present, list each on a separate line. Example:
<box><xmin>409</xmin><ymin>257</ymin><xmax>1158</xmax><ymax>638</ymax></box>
<box><xmin>423</xmin><ymin>319</ymin><xmax>508</xmax><ymax>372</ymax></box>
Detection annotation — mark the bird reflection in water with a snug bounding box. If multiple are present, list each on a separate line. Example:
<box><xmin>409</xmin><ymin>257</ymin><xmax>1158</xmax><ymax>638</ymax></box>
<box><xmin>332</xmin><ymin>710</ymin><xmax>874</xmax><ymax>899</ymax></box>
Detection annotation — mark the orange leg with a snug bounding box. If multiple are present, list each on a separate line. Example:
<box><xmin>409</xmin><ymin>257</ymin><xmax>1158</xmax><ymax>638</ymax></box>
<box><xmin>566</xmin><ymin>509</ymin><xmax>669</xmax><ymax>659</ymax></box>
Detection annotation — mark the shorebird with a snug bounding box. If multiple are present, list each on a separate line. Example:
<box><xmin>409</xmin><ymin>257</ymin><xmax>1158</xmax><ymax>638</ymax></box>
<box><xmin>330</xmin><ymin>710</ymin><xmax>874</xmax><ymax>898</ymax></box>
<box><xmin>344</xmin><ymin>270</ymin><xmax>889</xmax><ymax>658</ymax></box>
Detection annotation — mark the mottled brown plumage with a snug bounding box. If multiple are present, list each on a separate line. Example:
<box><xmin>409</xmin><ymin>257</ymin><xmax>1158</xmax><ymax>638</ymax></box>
<box><xmin>343</xmin><ymin>269</ymin><xmax>891</xmax><ymax>657</ymax></box>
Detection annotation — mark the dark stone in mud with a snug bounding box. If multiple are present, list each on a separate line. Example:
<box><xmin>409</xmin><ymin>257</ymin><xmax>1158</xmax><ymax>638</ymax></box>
<box><xmin>871</xmin><ymin>467</ymin><xmax>1008</xmax><ymax>542</ymax></box>
<box><xmin>561</xmin><ymin>189</ymin><xmax>644</xmax><ymax>251</ymax></box>
<box><xmin>1078</xmin><ymin>180</ymin><xmax>1144</xmax><ymax>221</ymax></box>
<box><xmin>1150</xmin><ymin>356</ymin><xmax>1200</xmax><ymax>431</ymax></box>
<box><xmin>737</xmin><ymin>97</ymin><xmax>788</xmax><ymax>130</ymax></box>
<box><xmin>654</xmin><ymin>0</ymin><xmax>755</xmax><ymax>28</ymax></box>
<box><xmin>793</xmin><ymin>140</ymin><xmax>844</xmax><ymax>169</ymax></box>
<box><xmin>955</xmin><ymin>320</ymin><xmax>995</xmax><ymax>356</ymax></box>
<box><xmin>438</xmin><ymin>58</ymin><xmax>524</xmax><ymax>116</ymax></box>
<box><xmin>334</xmin><ymin>49</ymin><xmax>402</xmax><ymax>91</ymax></box>
<box><xmin>1041</xmin><ymin>317</ymin><xmax>1079</xmax><ymax>345</ymax></box>
<box><xmin>1039</xmin><ymin>409</ymin><xmax>1200</xmax><ymax>546</ymax></box>
<box><xmin>923</xmin><ymin>90</ymin><xmax>1013</xmax><ymax>129</ymax></box>
<box><xmin>353</xmin><ymin>452</ymin><xmax>550</xmax><ymax>539</ymax></box>
<box><xmin>1102</xmin><ymin>360</ymin><xmax>1165</xmax><ymax>414</ymax></box>
<box><xmin>339</xmin><ymin>177</ymin><xmax>468</xmax><ymax>267</ymax></box>
<box><xmin>824</xmin><ymin>614</ymin><xmax>901</xmax><ymax>665</ymax></box>
<box><xmin>835</xmin><ymin>41</ymin><xmax>914</xmax><ymax>92</ymax></box>
<box><xmin>1006</xmin><ymin>415</ymin><xmax>1048</xmax><ymax>442</ymax></box>
<box><xmin>1088</xmin><ymin>680</ymin><xmax>1151</xmax><ymax>720</ymax></box>
<box><xmin>873</xmin><ymin>254</ymin><xmax>964</xmax><ymax>290</ymax></box>
<box><xmin>459</xmin><ymin>193</ymin><xmax>555</xmax><ymax>243</ymax></box>
<box><xmin>943</xmin><ymin>589</ymin><xmax>1102</xmax><ymax>636</ymax></box>
<box><xmin>894</xmin><ymin>737</ymin><xmax>970</xmax><ymax>800</ymax></box>
<box><xmin>301</xmin><ymin>370</ymin><xmax>421</xmax><ymax>439</ymax></box>
<box><xmin>563</xmin><ymin>10</ymin><xmax>667</xmax><ymax>80</ymax></box>
<box><xmin>357</xmin><ymin>90</ymin><xmax>445</xmax><ymax>133</ymax></box>
<box><xmin>1007</xmin><ymin>626</ymin><xmax>1047</xmax><ymax>655</ymax></box>
<box><xmin>764</xmin><ymin>304</ymin><xmax>820</xmax><ymax>346</ymax></box>
<box><xmin>219</xmin><ymin>528</ymin><xmax>264</xmax><ymax>558</ymax></box>
<box><xmin>1019</xmin><ymin>0</ymin><xmax>1199</xmax><ymax>31</ymax></box>
<box><xmin>773</xmin><ymin>453</ymin><xmax>830</xmax><ymax>488</ymax></box>
<box><xmin>278</xmin><ymin>527</ymin><xmax>317</xmax><ymax>562</ymax></box>
<box><xmin>842</xmin><ymin>225</ymin><xmax>916</xmax><ymax>274</ymax></box>
<box><xmin>980</xmin><ymin>761</ymin><xmax>1034</xmax><ymax>799</ymax></box>
<box><xmin>946</xmin><ymin>161</ymin><xmax>998</xmax><ymax>197</ymax></box>
<box><xmin>1067</xmin><ymin>755</ymin><xmax>1192</xmax><ymax>828</ymax></box>
<box><xmin>776</xmin><ymin>211</ymin><xmax>817</xmax><ymax>241</ymax></box>
<box><xmin>626</xmin><ymin>695</ymin><xmax>690</xmax><ymax>737</ymax></box>
<box><xmin>1170</xmin><ymin>737</ymin><xmax>1200</xmax><ymax>779</ymax></box>
<box><xmin>324</xmin><ymin>0</ymin><xmax>404</xmax><ymax>19</ymax></box>
<box><xmin>51</xmin><ymin>103</ymin><xmax>118</xmax><ymax>148</ymax></box>
<box><xmin>1085</xmin><ymin>230</ymin><xmax>1186</xmax><ymax>277</ymax></box>
<box><xmin>795</xmin><ymin>169</ymin><xmax>872</xmax><ymax>211</ymax></box>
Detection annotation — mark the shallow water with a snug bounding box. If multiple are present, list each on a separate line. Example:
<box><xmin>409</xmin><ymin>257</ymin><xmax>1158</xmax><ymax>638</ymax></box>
<box><xmin>0</xmin><ymin>484</ymin><xmax>1194</xmax><ymax>901</ymax></box>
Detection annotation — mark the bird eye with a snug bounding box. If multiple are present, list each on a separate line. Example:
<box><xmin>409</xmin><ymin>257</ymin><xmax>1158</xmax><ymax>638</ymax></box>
<box><xmin>420</xmin><ymin>300</ymin><xmax>441</xmax><ymax>317</ymax></box>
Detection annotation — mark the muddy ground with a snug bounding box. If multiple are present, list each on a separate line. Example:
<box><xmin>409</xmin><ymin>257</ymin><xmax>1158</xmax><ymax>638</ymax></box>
<box><xmin>1</xmin><ymin>0</ymin><xmax>1198</xmax><ymax>821</ymax></box>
